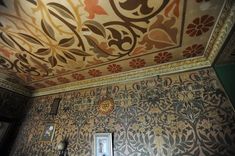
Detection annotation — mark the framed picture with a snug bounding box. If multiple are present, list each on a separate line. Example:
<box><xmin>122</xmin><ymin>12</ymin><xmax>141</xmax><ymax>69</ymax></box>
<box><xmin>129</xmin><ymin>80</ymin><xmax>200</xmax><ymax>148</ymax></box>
<box><xmin>94</xmin><ymin>133</ymin><xmax>113</xmax><ymax>156</ymax></box>
<box><xmin>40</xmin><ymin>123</ymin><xmax>55</xmax><ymax>141</ymax></box>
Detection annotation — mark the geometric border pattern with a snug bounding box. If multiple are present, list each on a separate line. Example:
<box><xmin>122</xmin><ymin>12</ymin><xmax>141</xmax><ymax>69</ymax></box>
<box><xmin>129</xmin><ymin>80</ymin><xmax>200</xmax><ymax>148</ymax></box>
<box><xmin>32</xmin><ymin>56</ymin><xmax>210</xmax><ymax>96</ymax></box>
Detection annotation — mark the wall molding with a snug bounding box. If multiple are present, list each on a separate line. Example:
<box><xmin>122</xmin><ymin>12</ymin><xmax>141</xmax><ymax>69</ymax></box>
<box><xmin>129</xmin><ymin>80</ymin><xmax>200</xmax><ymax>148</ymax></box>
<box><xmin>0</xmin><ymin>77</ymin><xmax>31</xmax><ymax>96</ymax></box>
<box><xmin>32</xmin><ymin>57</ymin><xmax>210</xmax><ymax>96</ymax></box>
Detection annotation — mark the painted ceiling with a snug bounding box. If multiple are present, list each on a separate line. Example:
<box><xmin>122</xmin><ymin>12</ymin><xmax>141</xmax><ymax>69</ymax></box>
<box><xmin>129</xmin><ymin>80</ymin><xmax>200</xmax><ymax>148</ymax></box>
<box><xmin>0</xmin><ymin>0</ymin><xmax>233</xmax><ymax>92</ymax></box>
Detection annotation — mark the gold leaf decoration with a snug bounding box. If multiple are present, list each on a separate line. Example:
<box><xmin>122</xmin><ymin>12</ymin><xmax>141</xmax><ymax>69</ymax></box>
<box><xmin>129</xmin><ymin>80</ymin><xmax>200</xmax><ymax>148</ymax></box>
<box><xmin>47</xmin><ymin>2</ymin><xmax>75</xmax><ymax>20</ymax></box>
<box><xmin>41</xmin><ymin>19</ymin><xmax>56</xmax><ymax>40</ymax></box>
<box><xmin>18</xmin><ymin>33</ymin><xmax>43</xmax><ymax>45</ymax></box>
<box><xmin>26</xmin><ymin>0</ymin><xmax>37</xmax><ymax>5</ymax></box>
<box><xmin>30</xmin><ymin>56</ymin><xmax>52</xmax><ymax>74</ymax></box>
<box><xmin>0</xmin><ymin>33</ymin><xmax>15</xmax><ymax>48</ymax></box>
<box><xmin>16</xmin><ymin>53</ymin><xmax>28</xmax><ymax>63</ymax></box>
<box><xmin>85</xmin><ymin>36</ymin><xmax>111</xmax><ymax>58</ymax></box>
<box><xmin>56</xmin><ymin>53</ymin><xmax>67</xmax><ymax>64</ymax></box>
<box><xmin>86</xmin><ymin>58</ymin><xmax>104</xmax><ymax>67</ymax></box>
<box><xmin>148</xmin><ymin>29</ymin><xmax>175</xmax><ymax>44</ymax></box>
<box><xmin>63</xmin><ymin>51</ymin><xmax>76</xmax><ymax>61</ymax></box>
<box><xmin>48</xmin><ymin>56</ymin><xmax>57</xmax><ymax>67</ymax></box>
<box><xmin>58</xmin><ymin>37</ymin><xmax>74</xmax><ymax>47</ymax></box>
<box><xmin>35</xmin><ymin>48</ymin><xmax>51</xmax><ymax>56</ymax></box>
<box><xmin>99</xmin><ymin>42</ymin><xmax>114</xmax><ymax>55</ymax></box>
<box><xmin>98</xmin><ymin>98</ymin><xmax>114</xmax><ymax>115</ymax></box>
<box><xmin>68</xmin><ymin>49</ymin><xmax>91</xmax><ymax>56</ymax></box>
<box><xmin>83</xmin><ymin>20</ymin><xmax>106</xmax><ymax>37</ymax></box>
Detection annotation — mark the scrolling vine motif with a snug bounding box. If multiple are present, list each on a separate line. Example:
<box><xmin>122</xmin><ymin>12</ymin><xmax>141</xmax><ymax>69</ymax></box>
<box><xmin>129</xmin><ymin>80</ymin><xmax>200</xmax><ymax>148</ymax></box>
<box><xmin>0</xmin><ymin>0</ymin><xmax>180</xmax><ymax>82</ymax></box>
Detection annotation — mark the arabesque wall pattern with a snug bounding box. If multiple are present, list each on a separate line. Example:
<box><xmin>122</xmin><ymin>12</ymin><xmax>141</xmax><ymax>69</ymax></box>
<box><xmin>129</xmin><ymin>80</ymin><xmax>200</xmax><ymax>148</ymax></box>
<box><xmin>12</xmin><ymin>68</ymin><xmax>235</xmax><ymax>156</ymax></box>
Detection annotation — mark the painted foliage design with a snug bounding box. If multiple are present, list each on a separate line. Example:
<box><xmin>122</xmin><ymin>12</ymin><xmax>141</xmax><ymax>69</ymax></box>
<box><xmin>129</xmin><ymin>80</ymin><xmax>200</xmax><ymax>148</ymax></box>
<box><xmin>0</xmin><ymin>0</ymin><xmax>224</xmax><ymax>88</ymax></box>
<box><xmin>12</xmin><ymin>68</ymin><xmax>235</xmax><ymax>156</ymax></box>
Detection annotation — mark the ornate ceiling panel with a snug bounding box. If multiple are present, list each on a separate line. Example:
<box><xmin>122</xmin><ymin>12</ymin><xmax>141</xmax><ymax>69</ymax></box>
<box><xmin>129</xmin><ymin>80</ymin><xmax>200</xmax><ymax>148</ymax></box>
<box><xmin>0</xmin><ymin>0</ymin><xmax>233</xmax><ymax>92</ymax></box>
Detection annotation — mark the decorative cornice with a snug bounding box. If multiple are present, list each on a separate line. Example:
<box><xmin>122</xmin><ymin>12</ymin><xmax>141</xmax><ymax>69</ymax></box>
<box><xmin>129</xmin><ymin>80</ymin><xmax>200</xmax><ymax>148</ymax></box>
<box><xmin>32</xmin><ymin>56</ymin><xmax>210</xmax><ymax>96</ymax></box>
<box><xmin>205</xmin><ymin>0</ymin><xmax>235</xmax><ymax>64</ymax></box>
<box><xmin>0</xmin><ymin>77</ymin><xmax>32</xmax><ymax>96</ymax></box>
<box><xmin>216</xmin><ymin>26</ymin><xmax>235</xmax><ymax>64</ymax></box>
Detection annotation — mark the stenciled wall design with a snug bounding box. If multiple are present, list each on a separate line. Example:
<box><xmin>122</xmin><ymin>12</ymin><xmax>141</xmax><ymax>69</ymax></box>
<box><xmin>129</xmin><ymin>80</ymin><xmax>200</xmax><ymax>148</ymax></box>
<box><xmin>12</xmin><ymin>68</ymin><xmax>235</xmax><ymax>156</ymax></box>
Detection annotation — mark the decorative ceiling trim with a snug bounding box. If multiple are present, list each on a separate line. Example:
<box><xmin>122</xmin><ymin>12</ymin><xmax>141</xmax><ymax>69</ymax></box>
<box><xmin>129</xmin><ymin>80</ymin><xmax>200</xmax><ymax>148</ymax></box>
<box><xmin>206</xmin><ymin>0</ymin><xmax>235</xmax><ymax>64</ymax></box>
<box><xmin>32</xmin><ymin>56</ymin><xmax>210</xmax><ymax>97</ymax></box>
<box><xmin>216</xmin><ymin>24</ymin><xmax>235</xmax><ymax>64</ymax></box>
<box><xmin>0</xmin><ymin>76</ymin><xmax>31</xmax><ymax>96</ymax></box>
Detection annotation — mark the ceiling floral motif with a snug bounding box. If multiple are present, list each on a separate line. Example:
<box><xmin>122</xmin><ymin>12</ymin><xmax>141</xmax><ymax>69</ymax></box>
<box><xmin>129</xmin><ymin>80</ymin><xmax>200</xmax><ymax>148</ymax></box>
<box><xmin>0</xmin><ymin>0</ymin><xmax>229</xmax><ymax>90</ymax></box>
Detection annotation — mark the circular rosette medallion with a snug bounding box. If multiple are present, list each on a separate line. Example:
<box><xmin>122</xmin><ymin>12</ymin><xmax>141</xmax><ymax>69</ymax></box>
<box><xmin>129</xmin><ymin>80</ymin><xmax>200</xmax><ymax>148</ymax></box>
<box><xmin>98</xmin><ymin>98</ymin><xmax>114</xmax><ymax>115</ymax></box>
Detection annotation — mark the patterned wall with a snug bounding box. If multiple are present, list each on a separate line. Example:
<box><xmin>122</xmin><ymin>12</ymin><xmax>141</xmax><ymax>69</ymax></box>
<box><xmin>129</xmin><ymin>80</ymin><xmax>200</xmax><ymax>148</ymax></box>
<box><xmin>0</xmin><ymin>87</ymin><xmax>29</xmax><ymax>119</ymax></box>
<box><xmin>12</xmin><ymin>68</ymin><xmax>235</xmax><ymax>156</ymax></box>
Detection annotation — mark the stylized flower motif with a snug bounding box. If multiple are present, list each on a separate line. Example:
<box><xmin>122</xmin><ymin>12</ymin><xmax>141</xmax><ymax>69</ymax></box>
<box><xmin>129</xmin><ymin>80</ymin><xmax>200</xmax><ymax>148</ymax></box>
<box><xmin>129</xmin><ymin>58</ymin><xmax>146</xmax><ymax>69</ymax></box>
<box><xmin>98</xmin><ymin>99</ymin><xmax>114</xmax><ymax>115</ymax></box>
<box><xmin>168</xmin><ymin>114</ymin><xmax>177</xmax><ymax>123</ymax></box>
<box><xmin>154</xmin><ymin>52</ymin><xmax>173</xmax><ymax>64</ymax></box>
<box><xmin>107</xmin><ymin>64</ymin><xmax>122</xmax><ymax>73</ymax></box>
<box><xmin>178</xmin><ymin>92</ymin><xmax>194</xmax><ymax>102</ymax></box>
<box><xmin>132</xmin><ymin>124</ymin><xmax>140</xmax><ymax>131</ymax></box>
<box><xmin>186</xmin><ymin>15</ymin><xmax>215</xmax><ymax>37</ymax></box>
<box><xmin>88</xmin><ymin>69</ymin><xmax>102</xmax><ymax>77</ymax></box>
<box><xmin>183</xmin><ymin>44</ymin><xmax>204</xmax><ymax>58</ymax></box>
<box><xmin>84</xmin><ymin>0</ymin><xmax>107</xmax><ymax>19</ymax></box>
<box><xmin>72</xmin><ymin>73</ymin><xmax>85</xmax><ymax>80</ymax></box>
<box><xmin>149</xmin><ymin>107</ymin><xmax>161</xmax><ymax>114</ymax></box>
<box><xmin>154</xmin><ymin>127</ymin><xmax>163</xmax><ymax>136</ymax></box>
<box><xmin>45</xmin><ymin>80</ymin><xmax>57</xmax><ymax>86</ymax></box>
<box><xmin>57</xmin><ymin>77</ymin><xmax>70</xmax><ymax>83</ymax></box>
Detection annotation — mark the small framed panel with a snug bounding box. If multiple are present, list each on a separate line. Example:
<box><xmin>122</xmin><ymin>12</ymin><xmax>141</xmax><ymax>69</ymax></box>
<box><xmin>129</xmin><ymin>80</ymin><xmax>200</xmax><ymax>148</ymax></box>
<box><xmin>94</xmin><ymin>133</ymin><xmax>113</xmax><ymax>156</ymax></box>
<box><xmin>40</xmin><ymin>123</ymin><xmax>55</xmax><ymax>142</ymax></box>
